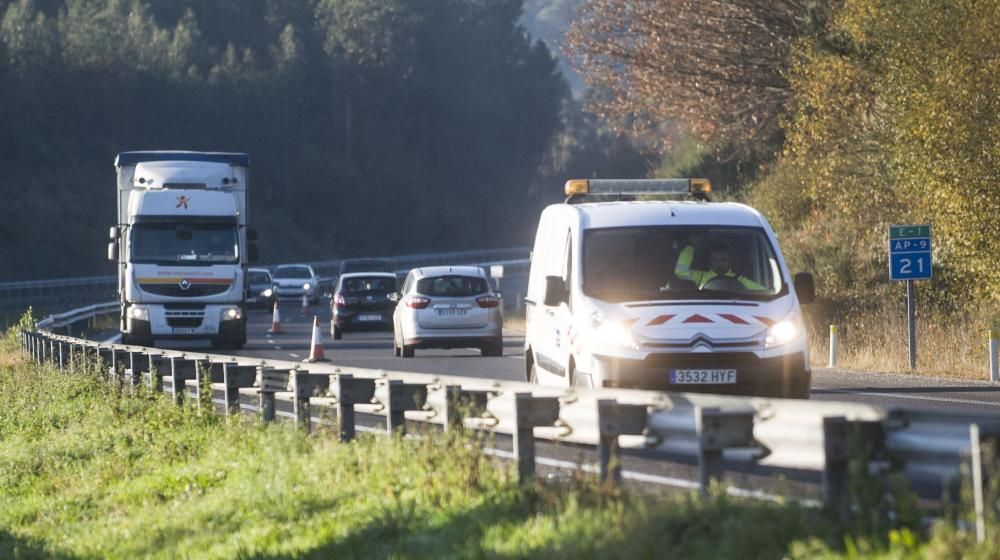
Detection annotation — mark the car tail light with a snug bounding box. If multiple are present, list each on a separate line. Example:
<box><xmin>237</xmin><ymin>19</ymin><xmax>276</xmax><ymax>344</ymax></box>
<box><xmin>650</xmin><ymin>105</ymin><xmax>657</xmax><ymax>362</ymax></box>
<box><xmin>334</xmin><ymin>293</ymin><xmax>347</xmax><ymax>308</ymax></box>
<box><xmin>405</xmin><ymin>296</ymin><xmax>431</xmax><ymax>309</ymax></box>
<box><xmin>476</xmin><ymin>295</ymin><xmax>499</xmax><ymax>308</ymax></box>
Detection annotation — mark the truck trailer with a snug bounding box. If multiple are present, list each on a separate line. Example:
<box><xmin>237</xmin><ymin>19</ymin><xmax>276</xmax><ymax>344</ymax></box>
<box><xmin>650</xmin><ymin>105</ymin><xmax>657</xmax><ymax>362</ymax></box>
<box><xmin>108</xmin><ymin>151</ymin><xmax>255</xmax><ymax>349</ymax></box>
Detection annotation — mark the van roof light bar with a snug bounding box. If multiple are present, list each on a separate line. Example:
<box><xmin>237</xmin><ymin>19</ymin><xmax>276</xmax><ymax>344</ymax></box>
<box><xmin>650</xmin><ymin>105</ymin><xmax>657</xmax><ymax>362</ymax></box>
<box><xmin>564</xmin><ymin>178</ymin><xmax>712</xmax><ymax>203</ymax></box>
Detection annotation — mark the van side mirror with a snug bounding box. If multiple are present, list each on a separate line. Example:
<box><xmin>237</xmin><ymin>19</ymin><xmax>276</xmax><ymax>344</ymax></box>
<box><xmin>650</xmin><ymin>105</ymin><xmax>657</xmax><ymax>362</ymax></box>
<box><xmin>794</xmin><ymin>272</ymin><xmax>815</xmax><ymax>304</ymax></box>
<box><xmin>248</xmin><ymin>243</ymin><xmax>259</xmax><ymax>263</ymax></box>
<box><xmin>543</xmin><ymin>276</ymin><xmax>567</xmax><ymax>306</ymax></box>
<box><xmin>107</xmin><ymin>241</ymin><xmax>118</xmax><ymax>262</ymax></box>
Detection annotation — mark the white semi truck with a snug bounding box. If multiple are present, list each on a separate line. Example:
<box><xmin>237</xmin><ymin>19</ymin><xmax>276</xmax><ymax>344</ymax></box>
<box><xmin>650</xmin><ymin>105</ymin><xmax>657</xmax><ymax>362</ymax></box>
<box><xmin>108</xmin><ymin>151</ymin><xmax>257</xmax><ymax>349</ymax></box>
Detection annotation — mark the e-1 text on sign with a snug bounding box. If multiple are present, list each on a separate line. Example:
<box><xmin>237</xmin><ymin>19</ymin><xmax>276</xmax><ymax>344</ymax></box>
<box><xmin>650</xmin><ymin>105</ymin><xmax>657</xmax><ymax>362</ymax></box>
<box><xmin>889</xmin><ymin>225</ymin><xmax>932</xmax><ymax>281</ymax></box>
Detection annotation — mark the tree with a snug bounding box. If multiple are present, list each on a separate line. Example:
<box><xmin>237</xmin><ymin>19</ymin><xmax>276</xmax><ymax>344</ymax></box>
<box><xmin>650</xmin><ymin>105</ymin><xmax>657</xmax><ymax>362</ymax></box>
<box><xmin>566</xmin><ymin>0</ymin><xmax>832</xmax><ymax>163</ymax></box>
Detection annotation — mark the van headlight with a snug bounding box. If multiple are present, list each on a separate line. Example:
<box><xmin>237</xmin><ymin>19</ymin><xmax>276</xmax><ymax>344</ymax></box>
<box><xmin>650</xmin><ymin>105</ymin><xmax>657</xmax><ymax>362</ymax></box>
<box><xmin>223</xmin><ymin>307</ymin><xmax>243</xmax><ymax>320</ymax></box>
<box><xmin>765</xmin><ymin>313</ymin><xmax>802</xmax><ymax>348</ymax></box>
<box><xmin>590</xmin><ymin>312</ymin><xmax>638</xmax><ymax>350</ymax></box>
<box><xmin>129</xmin><ymin>306</ymin><xmax>149</xmax><ymax>322</ymax></box>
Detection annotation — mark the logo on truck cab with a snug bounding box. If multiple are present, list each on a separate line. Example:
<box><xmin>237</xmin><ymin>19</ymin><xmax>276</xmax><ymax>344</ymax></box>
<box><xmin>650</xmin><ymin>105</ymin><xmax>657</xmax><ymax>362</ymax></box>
<box><xmin>176</xmin><ymin>195</ymin><xmax>190</xmax><ymax>209</ymax></box>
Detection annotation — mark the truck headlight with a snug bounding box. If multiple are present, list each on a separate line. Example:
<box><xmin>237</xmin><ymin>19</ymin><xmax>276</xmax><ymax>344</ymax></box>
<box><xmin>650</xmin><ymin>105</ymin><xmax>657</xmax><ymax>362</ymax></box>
<box><xmin>591</xmin><ymin>312</ymin><xmax>638</xmax><ymax>350</ymax></box>
<box><xmin>765</xmin><ymin>313</ymin><xmax>802</xmax><ymax>348</ymax></box>
<box><xmin>129</xmin><ymin>306</ymin><xmax>149</xmax><ymax>322</ymax></box>
<box><xmin>223</xmin><ymin>307</ymin><xmax>243</xmax><ymax>320</ymax></box>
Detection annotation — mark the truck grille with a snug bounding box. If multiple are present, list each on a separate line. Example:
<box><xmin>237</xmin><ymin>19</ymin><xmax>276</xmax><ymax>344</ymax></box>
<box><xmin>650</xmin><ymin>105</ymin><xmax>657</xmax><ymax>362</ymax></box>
<box><xmin>141</xmin><ymin>284</ymin><xmax>231</xmax><ymax>297</ymax></box>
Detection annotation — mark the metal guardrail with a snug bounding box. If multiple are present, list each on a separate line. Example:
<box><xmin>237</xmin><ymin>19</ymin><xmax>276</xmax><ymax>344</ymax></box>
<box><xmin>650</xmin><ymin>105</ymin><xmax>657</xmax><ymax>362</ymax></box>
<box><xmin>0</xmin><ymin>247</ymin><xmax>532</xmax><ymax>314</ymax></box>
<box><xmin>20</xmin><ymin>302</ymin><xmax>1000</xmax><ymax>521</ymax></box>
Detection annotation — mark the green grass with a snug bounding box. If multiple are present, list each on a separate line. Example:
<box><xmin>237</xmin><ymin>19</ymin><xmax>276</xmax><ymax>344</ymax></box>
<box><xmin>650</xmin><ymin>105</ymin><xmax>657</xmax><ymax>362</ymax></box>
<box><xmin>0</xmin><ymin>327</ymin><xmax>995</xmax><ymax>558</ymax></box>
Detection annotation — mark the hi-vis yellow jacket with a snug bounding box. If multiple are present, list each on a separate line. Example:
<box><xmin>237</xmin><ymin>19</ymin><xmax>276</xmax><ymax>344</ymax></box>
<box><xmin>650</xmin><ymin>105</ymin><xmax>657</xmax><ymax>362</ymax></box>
<box><xmin>674</xmin><ymin>245</ymin><xmax>765</xmax><ymax>290</ymax></box>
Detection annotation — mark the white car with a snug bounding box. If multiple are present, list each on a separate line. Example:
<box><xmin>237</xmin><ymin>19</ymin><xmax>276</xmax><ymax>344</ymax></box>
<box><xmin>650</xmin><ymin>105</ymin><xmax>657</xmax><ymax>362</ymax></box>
<box><xmin>392</xmin><ymin>266</ymin><xmax>503</xmax><ymax>357</ymax></box>
<box><xmin>524</xmin><ymin>178</ymin><xmax>815</xmax><ymax>398</ymax></box>
<box><xmin>271</xmin><ymin>264</ymin><xmax>319</xmax><ymax>304</ymax></box>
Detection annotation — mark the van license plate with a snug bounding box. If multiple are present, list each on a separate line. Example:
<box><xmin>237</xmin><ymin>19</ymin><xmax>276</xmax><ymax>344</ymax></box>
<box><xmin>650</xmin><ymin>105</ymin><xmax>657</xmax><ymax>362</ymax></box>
<box><xmin>669</xmin><ymin>369</ymin><xmax>737</xmax><ymax>384</ymax></box>
<box><xmin>358</xmin><ymin>314</ymin><xmax>382</xmax><ymax>321</ymax></box>
<box><xmin>436</xmin><ymin>309</ymin><xmax>467</xmax><ymax>317</ymax></box>
<box><xmin>173</xmin><ymin>328</ymin><xmax>197</xmax><ymax>335</ymax></box>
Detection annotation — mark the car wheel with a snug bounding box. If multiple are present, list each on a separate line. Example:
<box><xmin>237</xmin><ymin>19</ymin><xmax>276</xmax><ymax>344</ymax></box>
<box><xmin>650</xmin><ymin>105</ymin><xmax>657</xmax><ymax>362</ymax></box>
<box><xmin>392</xmin><ymin>334</ymin><xmax>401</xmax><ymax>357</ymax></box>
<box><xmin>333</xmin><ymin>326</ymin><xmax>342</xmax><ymax>340</ymax></box>
<box><xmin>330</xmin><ymin>320</ymin><xmax>336</xmax><ymax>338</ymax></box>
<box><xmin>481</xmin><ymin>341</ymin><xmax>503</xmax><ymax>357</ymax></box>
<box><xmin>401</xmin><ymin>344</ymin><xmax>415</xmax><ymax>358</ymax></box>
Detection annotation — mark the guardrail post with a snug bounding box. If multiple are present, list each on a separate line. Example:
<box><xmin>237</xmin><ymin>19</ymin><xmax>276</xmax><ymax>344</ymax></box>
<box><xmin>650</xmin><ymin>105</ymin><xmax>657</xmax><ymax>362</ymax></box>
<box><xmin>512</xmin><ymin>393</ymin><xmax>561</xmax><ymax>482</ymax></box>
<box><xmin>222</xmin><ymin>364</ymin><xmax>257</xmax><ymax>416</ymax></box>
<box><xmin>166</xmin><ymin>357</ymin><xmax>198</xmax><ymax>405</ymax></box>
<box><xmin>330</xmin><ymin>374</ymin><xmax>377</xmax><ymax>442</ymax></box>
<box><xmin>597</xmin><ymin>400</ymin><xmax>648</xmax><ymax>483</ymax></box>
<box><xmin>144</xmin><ymin>353</ymin><xmax>168</xmax><ymax>392</ymax></box>
<box><xmin>290</xmin><ymin>370</ymin><xmax>331</xmax><ymax>431</ymax></box>
<box><xmin>126</xmin><ymin>351</ymin><xmax>149</xmax><ymax>387</ymax></box>
<box><xmin>442</xmin><ymin>385</ymin><xmax>490</xmax><ymax>432</ymax></box>
<box><xmin>56</xmin><ymin>341</ymin><xmax>66</xmax><ymax>371</ymax></box>
<box><xmin>971</xmin><ymin>424</ymin><xmax>986</xmax><ymax>544</ymax></box>
<box><xmin>257</xmin><ymin>367</ymin><xmax>290</xmax><ymax>423</ymax></box>
<box><xmin>191</xmin><ymin>362</ymin><xmax>226</xmax><ymax>409</ymax></box>
<box><xmin>696</xmin><ymin>407</ymin><xmax>756</xmax><ymax>495</ymax></box>
<box><xmin>109</xmin><ymin>349</ymin><xmax>129</xmax><ymax>384</ymax></box>
<box><xmin>822</xmin><ymin>416</ymin><xmax>886</xmax><ymax>519</ymax></box>
<box><xmin>376</xmin><ymin>379</ymin><xmax>429</xmax><ymax>435</ymax></box>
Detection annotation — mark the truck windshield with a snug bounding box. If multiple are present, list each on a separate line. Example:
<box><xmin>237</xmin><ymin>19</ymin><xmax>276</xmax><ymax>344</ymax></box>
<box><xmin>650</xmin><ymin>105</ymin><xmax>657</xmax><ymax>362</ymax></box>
<box><xmin>583</xmin><ymin>226</ymin><xmax>786</xmax><ymax>303</ymax></box>
<box><xmin>131</xmin><ymin>224</ymin><xmax>238</xmax><ymax>264</ymax></box>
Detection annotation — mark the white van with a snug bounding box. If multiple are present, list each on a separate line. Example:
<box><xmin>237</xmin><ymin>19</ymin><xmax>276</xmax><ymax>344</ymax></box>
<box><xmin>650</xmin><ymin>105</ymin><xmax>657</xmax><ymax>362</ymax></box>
<box><xmin>524</xmin><ymin>179</ymin><xmax>815</xmax><ymax>398</ymax></box>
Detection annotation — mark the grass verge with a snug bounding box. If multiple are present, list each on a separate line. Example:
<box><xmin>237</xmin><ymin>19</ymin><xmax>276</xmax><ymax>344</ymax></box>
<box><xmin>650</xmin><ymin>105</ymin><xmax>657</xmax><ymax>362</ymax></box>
<box><xmin>1</xmin><ymin>327</ymin><xmax>996</xmax><ymax>558</ymax></box>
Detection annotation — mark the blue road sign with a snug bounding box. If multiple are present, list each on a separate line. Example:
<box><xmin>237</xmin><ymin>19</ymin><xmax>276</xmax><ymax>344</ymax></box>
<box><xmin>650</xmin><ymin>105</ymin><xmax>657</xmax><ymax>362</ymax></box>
<box><xmin>889</xmin><ymin>225</ymin><xmax>932</xmax><ymax>281</ymax></box>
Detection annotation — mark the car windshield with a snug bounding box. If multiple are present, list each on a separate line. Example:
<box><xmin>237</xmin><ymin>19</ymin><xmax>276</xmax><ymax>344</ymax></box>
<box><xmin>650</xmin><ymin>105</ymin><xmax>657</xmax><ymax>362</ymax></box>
<box><xmin>583</xmin><ymin>226</ymin><xmax>785</xmax><ymax>303</ymax></box>
<box><xmin>248</xmin><ymin>271</ymin><xmax>271</xmax><ymax>284</ymax></box>
<box><xmin>341</xmin><ymin>276</ymin><xmax>395</xmax><ymax>293</ymax></box>
<box><xmin>416</xmin><ymin>275</ymin><xmax>488</xmax><ymax>297</ymax></box>
<box><xmin>131</xmin><ymin>224</ymin><xmax>238</xmax><ymax>264</ymax></box>
<box><xmin>273</xmin><ymin>267</ymin><xmax>312</xmax><ymax>279</ymax></box>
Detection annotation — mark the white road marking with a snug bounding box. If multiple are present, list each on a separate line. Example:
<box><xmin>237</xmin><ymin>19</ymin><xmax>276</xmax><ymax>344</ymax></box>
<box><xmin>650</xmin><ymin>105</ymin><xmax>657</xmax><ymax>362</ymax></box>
<box><xmin>289</xmin><ymin>353</ymin><xmax>300</xmax><ymax>358</ymax></box>
<box><xmin>817</xmin><ymin>387</ymin><xmax>1000</xmax><ymax>407</ymax></box>
<box><xmin>274</xmin><ymin>346</ymin><xmax>283</xmax><ymax>350</ymax></box>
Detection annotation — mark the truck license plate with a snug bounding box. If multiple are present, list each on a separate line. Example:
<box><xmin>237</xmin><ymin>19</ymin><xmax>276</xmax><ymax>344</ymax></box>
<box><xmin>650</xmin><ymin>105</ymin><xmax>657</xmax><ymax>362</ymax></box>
<box><xmin>669</xmin><ymin>369</ymin><xmax>737</xmax><ymax>384</ymax></box>
<box><xmin>173</xmin><ymin>328</ymin><xmax>197</xmax><ymax>335</ymax></box>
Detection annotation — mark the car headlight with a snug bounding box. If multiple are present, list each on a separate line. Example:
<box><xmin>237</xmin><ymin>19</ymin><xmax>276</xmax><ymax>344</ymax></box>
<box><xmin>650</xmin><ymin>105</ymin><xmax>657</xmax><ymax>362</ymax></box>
<box><xmin>590</xmin><ymin>312</ymin><xmax>638</xmax><ymax>350</ymax></box>
<box><xmin>765</xmin><ymin>313</ymin><xmax>802</xmax><ymax>348</ymax></box>
<box><xmin>129</xmin><ymin>306</ymin><xmax>149</xmax><ymax>322</ymax></box>
<box><xmin>303</xmin><ymin>283</ymin><xmax>312</xmax><ymax>291</ymax></box>
<box><xmin>261</xmin><ymin>288</ymin><xmax>273</xmax><ymax>298</ymax></box>
<box><xmin>223</xmin><ymin>307</ymin><xmax>243</xmax><ymax>320</ymax></box>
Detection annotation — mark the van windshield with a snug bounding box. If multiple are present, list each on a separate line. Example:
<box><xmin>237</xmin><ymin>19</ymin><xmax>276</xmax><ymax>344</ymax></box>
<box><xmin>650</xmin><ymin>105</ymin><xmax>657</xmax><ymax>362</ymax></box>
<box><xmin>583</xmin><ymin>226</ymin><xmax>786</xmax><ymax>302</ymax></box>
<box><xmin>131</xmin><ymin>224</ymin><xmax>238</xmax><ymax>264</ymax></box>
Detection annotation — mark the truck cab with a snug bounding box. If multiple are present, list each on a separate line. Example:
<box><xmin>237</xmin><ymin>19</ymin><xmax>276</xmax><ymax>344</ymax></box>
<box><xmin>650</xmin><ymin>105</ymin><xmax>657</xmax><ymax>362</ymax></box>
<box><xmin>109</xmin><ymin>151</ymin><xmax>254</xmax><ymax>349</ymax></box>
<box><xmin>524</xmin><ymin>178</ymin><xmax>815</xmax><ymax>398</ymax></box>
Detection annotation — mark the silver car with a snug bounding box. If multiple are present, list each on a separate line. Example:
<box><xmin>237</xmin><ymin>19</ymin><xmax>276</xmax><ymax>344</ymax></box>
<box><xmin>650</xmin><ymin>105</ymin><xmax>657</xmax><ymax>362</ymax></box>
<box><xmin>271</xmin><ymin>264</ymin><xmax>319</xmax><ymax>304</ymax></box>
<box><xmin>392</xmin><ymin>266</ymin><xmax>503</xmax><ymax>357</ymax></box>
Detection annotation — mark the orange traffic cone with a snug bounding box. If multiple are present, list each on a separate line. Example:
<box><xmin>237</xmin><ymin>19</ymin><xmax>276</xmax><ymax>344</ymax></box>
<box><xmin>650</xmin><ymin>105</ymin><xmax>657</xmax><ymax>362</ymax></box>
<box><xmin>303</xmin><ymin>316</ymin><xmax>329</xmax><ymax>362</ymax></box>
<box><xmin>301</xmin><ymin>292</ymin><xmax>311</xmax><ymax>316</ymax></box>
<box><xmin>268</xmin><ymin>301</ymin><xmax>284</xmax><ymax>334</ymax></box>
